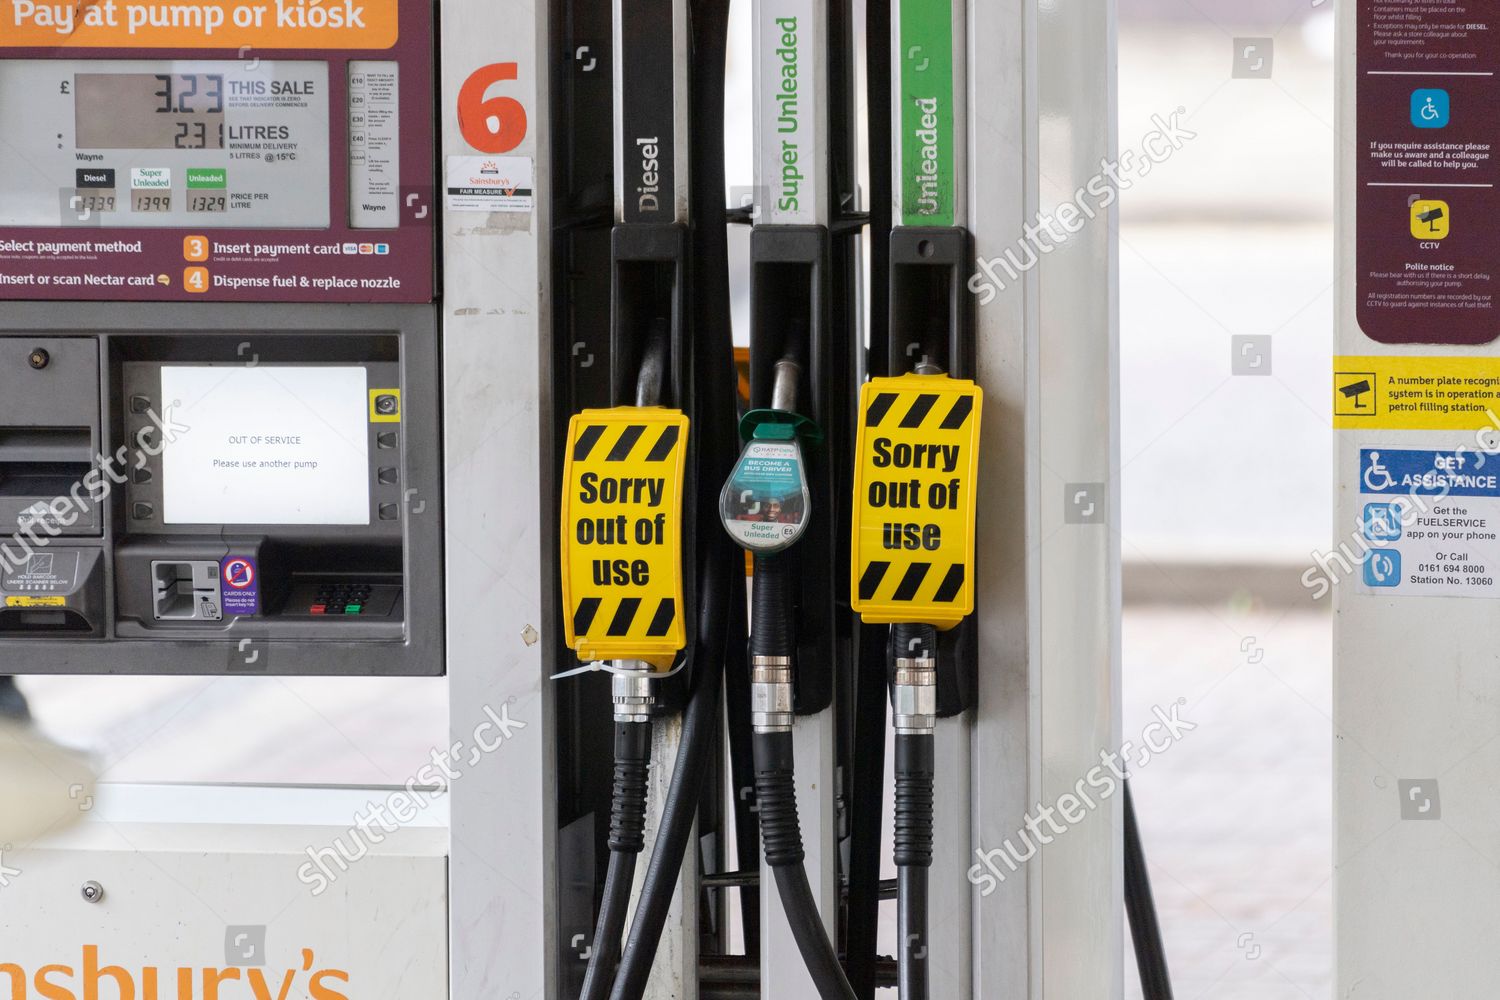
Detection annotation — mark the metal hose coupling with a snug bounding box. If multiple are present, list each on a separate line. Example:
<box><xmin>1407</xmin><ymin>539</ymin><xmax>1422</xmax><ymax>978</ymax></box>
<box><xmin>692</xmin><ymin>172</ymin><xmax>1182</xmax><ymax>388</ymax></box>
<box><xmin>751</xmin><ymin>654</ymin><xmax>795</xmax><ymax>734</ymax></box>
<box><xmin>611</xmin><ymin>659</ymin><xmax>656</xmax><ymax>723</ymax></box>
<box><xmin>892</xmin><ymin>653</ymin><xmax>937</xmax><ymax>736</ymax></box>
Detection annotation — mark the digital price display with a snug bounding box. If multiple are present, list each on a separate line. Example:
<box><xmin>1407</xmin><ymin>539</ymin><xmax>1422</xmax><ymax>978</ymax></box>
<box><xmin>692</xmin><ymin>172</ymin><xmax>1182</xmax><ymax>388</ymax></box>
<box><xmin>0</xmin><ymin>59</ymin><xmax>331</xmax><ymax>230</ymax></box>
<box><xmin>75</xmin><ymin>73</ymin><xmax>226</xmax><ymax>150</ymax></box>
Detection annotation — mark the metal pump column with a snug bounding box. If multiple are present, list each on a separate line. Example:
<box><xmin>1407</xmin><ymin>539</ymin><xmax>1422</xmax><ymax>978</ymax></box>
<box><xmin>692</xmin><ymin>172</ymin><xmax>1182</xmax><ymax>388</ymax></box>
<box><xmin>751</xmin><ymin>1</ymin><xmax>840</xmax><ymax>997</ymax></box>
<box><xmin>888</xmin><ymin>3</ymin><xmax>974</xmax><ymax>996</ymax></box>
<box><xmin>607</xmin><ymin>1</ymin><xmax>697</xmax><ymax>993</ymax></box>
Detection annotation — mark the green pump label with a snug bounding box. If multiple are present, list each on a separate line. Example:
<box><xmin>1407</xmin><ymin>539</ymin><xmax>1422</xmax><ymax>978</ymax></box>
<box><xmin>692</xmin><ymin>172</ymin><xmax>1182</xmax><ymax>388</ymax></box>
<box><xmin>899</xmin><ymin>0</ymin><xmax>956</xmax><ymax>227</ymax></box>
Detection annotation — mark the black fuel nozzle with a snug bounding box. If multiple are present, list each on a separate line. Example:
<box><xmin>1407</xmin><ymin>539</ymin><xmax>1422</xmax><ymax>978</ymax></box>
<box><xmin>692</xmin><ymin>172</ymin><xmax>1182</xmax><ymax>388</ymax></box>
<box><xmin>719</xmin><ymin>356</ymin><xmax>821</xmax><ymax>558</ymax></box>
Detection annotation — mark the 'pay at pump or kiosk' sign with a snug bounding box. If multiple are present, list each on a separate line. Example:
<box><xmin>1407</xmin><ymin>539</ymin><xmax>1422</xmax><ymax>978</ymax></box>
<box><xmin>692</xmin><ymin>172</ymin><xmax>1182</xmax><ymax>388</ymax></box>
<box><xmin>850</xmin><ymin>375</ymin><xmax>982</xmax><ymax>628</ymax></box>
<box><xmin>561</xmin><ymin>408</ymin><xmax>689</xmax><ymax>667</ymax></box>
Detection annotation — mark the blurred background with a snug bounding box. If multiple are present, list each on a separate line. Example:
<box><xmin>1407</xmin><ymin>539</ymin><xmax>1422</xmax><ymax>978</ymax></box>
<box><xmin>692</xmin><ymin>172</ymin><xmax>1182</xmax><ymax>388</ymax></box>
<box><xmin>11</xmin><ymin>0</ymin><xmax>1336</xmax><ymax>995</ymax></box>
<box><xmin>1117</xmin><ymin>1</ymin><xmax>1333</xmax><ymax>997</ymax></box>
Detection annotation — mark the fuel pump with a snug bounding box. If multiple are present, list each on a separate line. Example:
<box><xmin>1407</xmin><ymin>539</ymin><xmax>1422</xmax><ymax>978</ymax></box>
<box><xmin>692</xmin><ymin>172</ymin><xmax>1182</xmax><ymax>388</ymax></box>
<box><xmin>721</xmin><ymin>358</ymin><xmax>858</xmax><ymax>1000</ymax></box>
<box><xmin>850</xmin><ymin>373</ymin><xmax>982</xmax><ymax>1000</ymax></box>
<box><xmin>747</xmin><ymin>0</ymin><xmax>856</xmax><ymax>992</ymax></box>
<box><xmin>876</xmin><ymin>5</ymin><xmax>981</xmax><ymax>995</ymax></box>
<box><xmin>0</xmin><ymin>6</ymin><xmax>443</xmax><ymax>676</ymax></box>
<box><xmin>556</xmin><ymin>0</ymin><xmax>706</xmax><ymax>995</ymax></box>
<box><xmin>509</xmin><ymin>0</ymin><xmax>1134</xmax><ymax>992</ymax></box>
<box><xmin>552</xmin><ymin>0</ymin><xmax>745</xmax><ymax>997</ymax></box>
<box><xmin>559</xmin><ymin>338</ymin><xmax>692</xmax><ymax>1000</ymax></box>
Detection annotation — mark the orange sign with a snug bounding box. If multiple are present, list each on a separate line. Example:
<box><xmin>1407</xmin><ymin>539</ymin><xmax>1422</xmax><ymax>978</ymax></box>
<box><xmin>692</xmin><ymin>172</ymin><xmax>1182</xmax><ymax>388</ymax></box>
<box><xmin>4</xmin><ymin>0</ymin><xmax>399</xmax><ymax>49</ymax></box>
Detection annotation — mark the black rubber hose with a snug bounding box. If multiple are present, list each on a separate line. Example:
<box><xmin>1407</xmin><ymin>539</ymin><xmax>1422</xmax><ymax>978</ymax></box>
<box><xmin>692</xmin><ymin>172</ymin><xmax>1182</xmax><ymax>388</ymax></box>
<box><xmin>893</xmin><ymin>733</ymin><xmax>934</xmax><ymax>1000</ymax></box>
<box><xmin>753</xmin><ymin>730</ymin><xmax>858</xmax><ymax>1000</ymax></box>
<box><xmin>607</xmin><ymin>557</ymin><xmax>731</xmax><ymax>1000</ymax></box>
<box><xmin>578</xmin><ymin>721</ymin><xmax>652</xmax><ymax>1000</ymax></box>
<box><xmin>751</xmin><ymin>554</ymin><xmax>794</xmax><ymax>660</ymax></box>
<box><xmin>1125</xmin><ymin>781</ymin><xmax>1174</xmax><ymax>1000</ymax></box>
<box><xmin>890</xmin><ymin>623</ymin><xmax>935</xmax><ymax>1000</ymax></box>
<box><xmin>891</xmin><ymin>622</ymin><xmax>936</xmax><ymax>661</ymax></box>
<box><xmin>608</xmin><ymin>721</ymin><xmax>653</xmax><ymax>853</ymax></box>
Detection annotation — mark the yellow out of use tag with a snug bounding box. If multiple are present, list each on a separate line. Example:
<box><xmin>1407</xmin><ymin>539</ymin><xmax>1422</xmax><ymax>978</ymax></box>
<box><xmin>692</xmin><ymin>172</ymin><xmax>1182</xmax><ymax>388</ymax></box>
<box><xmin>850</xmin><ymin>374</ymin><xmax>982</xmax><ymax>629</ymax></box>
<box><xmin>560</xmin><ymin>407</ymin><xmax>689</xmax><ymax>667</ymax></box>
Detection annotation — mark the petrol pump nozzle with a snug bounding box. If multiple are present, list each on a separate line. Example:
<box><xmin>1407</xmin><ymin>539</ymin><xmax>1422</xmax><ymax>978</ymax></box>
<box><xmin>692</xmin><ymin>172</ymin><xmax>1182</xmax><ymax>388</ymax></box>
<box><xmin>574</xmin><ymin>327</ymin><xmax>684</xmax><ymax>1000</ymax></box>
<box><xmin>720</xmin><ymin>355</ymin><xmax>858</xmax><ymax>1000</ymax></box>
<box><xmin>720</xmin><ymin>357</ymin><xmax>813</xmax><ymax>733</ymax></box>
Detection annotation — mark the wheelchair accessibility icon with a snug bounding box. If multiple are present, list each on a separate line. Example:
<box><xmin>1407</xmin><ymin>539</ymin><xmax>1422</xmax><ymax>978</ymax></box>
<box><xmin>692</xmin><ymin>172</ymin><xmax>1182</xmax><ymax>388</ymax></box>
<box><xmin>1363</xmin><ymin>451</ymin><xmax>1396</xmax><ymax>492</ymax></box>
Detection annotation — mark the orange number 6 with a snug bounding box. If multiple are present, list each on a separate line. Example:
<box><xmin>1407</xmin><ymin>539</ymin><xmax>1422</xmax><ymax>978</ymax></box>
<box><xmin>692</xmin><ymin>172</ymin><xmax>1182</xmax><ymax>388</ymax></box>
<box><xmin>458</xmin><ymin>63</ymin><xmax>528</xmax><ymax>153</ymax></box>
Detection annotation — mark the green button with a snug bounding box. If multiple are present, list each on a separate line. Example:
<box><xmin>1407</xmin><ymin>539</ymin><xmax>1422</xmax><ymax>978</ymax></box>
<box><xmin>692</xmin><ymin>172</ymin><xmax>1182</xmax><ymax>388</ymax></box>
<box><xmin>186</xmin><ymin>168</ymin><xmax>227</xmax><ymax>189</ymax></box>
<box><xmin>345</xmin><ymin>604</ymin><xmax>362</xmax><ymax>614</ymax></box>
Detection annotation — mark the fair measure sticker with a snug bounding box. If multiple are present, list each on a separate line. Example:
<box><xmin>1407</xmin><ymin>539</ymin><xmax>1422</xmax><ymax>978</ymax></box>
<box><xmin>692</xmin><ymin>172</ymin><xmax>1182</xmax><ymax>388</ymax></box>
<box><xmin>560</xmin><ymin>408</ymin><xmax>689</xmax><ymax>666</ymax></box>
<box><xmin>850</xmin><ymin>374</ymin><xmax>982</xmax><ymax>628</ymax></box>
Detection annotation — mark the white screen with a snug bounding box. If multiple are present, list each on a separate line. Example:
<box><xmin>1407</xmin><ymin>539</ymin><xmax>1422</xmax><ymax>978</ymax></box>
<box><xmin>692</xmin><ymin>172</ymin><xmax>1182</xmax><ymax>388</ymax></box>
<box><xmin>160</xmin><ymin>366</ymin><xmax>370</xmax><ymax>525</ymax></box>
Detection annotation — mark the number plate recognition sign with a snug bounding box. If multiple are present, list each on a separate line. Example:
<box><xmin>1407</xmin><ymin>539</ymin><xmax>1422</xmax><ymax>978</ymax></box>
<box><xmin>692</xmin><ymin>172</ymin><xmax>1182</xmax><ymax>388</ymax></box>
<box><xmin>0</xmin><ymin>0</ymin><xmax>435</xmax><ymax>302</ymax></box>
<box><xmin>850</xmin><ymin>375</ymin><xmax>982</xmax><ymax>628</ymax></box>
<box><xmin>560</xmin><ymin>408</ymin><xmax>690</xmax><ymax>666</ymax></box>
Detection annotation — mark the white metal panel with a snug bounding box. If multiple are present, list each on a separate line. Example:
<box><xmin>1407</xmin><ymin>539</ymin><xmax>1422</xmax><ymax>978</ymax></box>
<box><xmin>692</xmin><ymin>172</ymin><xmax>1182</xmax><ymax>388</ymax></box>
<box><xmin>970</xmin><ymin>0</ymin><xmax>1122</xmax><ymax>997</ymax></box>
<box><xmin>0</xmin><ymin>783</ymin><xmax>447</xmax><ymax>1000</ymax></box>
<box><xmin>1034</xmin><ymin>0</ymin><xmax>1123</xmax><ymax>995</ymax></box>
<box><xmin>441</xmin><ymin>1</ymin><xmax>556</xmax><ymax>998</ymax></box>
<box><xmin>1333</xmin><ymin>1</ymin><xmax>1500</xmax><ymax>993</ymax></box>
<box><xmin>967</xmin><ymin>0</ymin><xmax>1039</xmax><ymax>992</ymax></box>
<box><xmin>928</xmin><ymin>718</ymin><xmax>973</xmax><ymax>1000</ymax></box>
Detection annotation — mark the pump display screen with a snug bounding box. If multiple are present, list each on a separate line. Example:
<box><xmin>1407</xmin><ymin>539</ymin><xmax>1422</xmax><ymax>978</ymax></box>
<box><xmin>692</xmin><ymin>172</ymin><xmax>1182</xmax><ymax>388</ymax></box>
<box><xmin>160</xmin><ymin>366</ymin><xmax>371</xmax><ymax>526</ymax></box>
<box><xmin>75</xmin><ymin>73</ymin><xmax>226</xmax><ymax>150</ymax></box>
<box><xmin>0</xmin><ymin>0</ymin><xmax>433</xmax><ymax>304</ymax></box>
<box><xmin>0</xmin><ymin>59</ymin><xmax>330</xmax><ymax>229</ymax></box>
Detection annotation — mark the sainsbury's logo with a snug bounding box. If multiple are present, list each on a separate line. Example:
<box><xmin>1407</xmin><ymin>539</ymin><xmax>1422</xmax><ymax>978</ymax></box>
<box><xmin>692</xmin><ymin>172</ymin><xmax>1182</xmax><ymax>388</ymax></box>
<box><xmin>0</xmin><ymin>946</ymin><xmax>351</xmax><ymax>1000</ymax></box>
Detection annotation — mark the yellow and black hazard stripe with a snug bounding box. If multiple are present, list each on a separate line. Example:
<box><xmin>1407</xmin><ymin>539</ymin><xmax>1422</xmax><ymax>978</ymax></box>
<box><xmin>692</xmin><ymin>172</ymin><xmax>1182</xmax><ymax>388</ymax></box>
<box><xmin>856</xmin><ymin>561</ymin><xmax>966</xmax><ymax>606</ymax></box>
<box><xmin>571</xmin><ymin>421</ymin><xmax>682</xmax><ymax>464</ymax></box>
<box><xmin>862</xmin><ymin>389</ymin><xmax>974</xmax><ymax>430</ymax></box>
<box><xmin>572</xmin><ymin>596</ymin><xmax>679</xmax><ymax>641</ymax></box>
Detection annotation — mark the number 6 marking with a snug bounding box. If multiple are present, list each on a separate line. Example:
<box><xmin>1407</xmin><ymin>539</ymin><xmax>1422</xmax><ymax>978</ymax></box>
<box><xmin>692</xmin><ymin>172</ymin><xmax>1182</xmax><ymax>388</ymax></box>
<box><xmin>458</xmin><ymin>63</ymin><xmax>528</xmax><ymax>153</ymax></box>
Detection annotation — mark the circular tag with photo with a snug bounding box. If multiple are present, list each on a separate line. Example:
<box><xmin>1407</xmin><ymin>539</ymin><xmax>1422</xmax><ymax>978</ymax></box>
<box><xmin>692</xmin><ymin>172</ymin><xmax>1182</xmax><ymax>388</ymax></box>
<box><xmin>720</xmin><ymin>436</ymin><xmax>811</xmax><ymax>553</ymax></box>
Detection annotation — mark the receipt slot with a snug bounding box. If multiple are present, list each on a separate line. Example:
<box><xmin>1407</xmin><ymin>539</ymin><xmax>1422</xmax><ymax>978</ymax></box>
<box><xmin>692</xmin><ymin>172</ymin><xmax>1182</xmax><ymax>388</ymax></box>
<box><xmin>0</xmin><ymin>1</ymin><xmax>441</xmax><ymax>675</ymax></box>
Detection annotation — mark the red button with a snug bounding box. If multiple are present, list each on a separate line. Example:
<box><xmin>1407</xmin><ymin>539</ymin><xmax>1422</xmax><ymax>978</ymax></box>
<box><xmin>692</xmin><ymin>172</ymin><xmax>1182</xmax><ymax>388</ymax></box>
<box><xmin>310</xmin><ymin>604</ymin><xmax>326</xmax><ymax>615</ymax></box>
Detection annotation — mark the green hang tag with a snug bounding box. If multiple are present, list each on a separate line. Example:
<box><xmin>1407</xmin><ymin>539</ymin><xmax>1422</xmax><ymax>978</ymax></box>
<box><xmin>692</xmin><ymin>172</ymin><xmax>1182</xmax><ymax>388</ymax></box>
<box><xmin>719</xmin><ymin>426</ymin><xmax>812</xmax><ymax>553</ymax></box>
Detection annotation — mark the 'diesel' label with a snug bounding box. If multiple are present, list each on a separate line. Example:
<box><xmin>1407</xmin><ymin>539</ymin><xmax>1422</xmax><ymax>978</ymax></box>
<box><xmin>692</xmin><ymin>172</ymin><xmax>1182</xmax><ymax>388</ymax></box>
<box><xmin>850</xmin><ymin>374</ymin><xmax>981</xmax><ymax>628</ymax></box>
<box><xmin>560</xmin><ymin>407</ymin><xmax>689</xmax><ymax>666</ymax></box>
